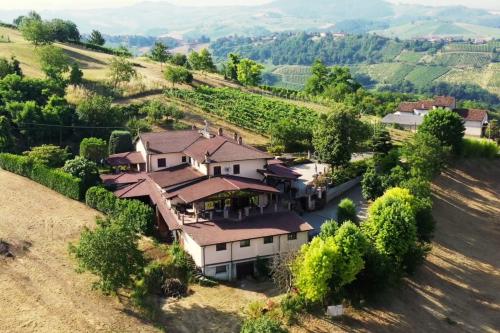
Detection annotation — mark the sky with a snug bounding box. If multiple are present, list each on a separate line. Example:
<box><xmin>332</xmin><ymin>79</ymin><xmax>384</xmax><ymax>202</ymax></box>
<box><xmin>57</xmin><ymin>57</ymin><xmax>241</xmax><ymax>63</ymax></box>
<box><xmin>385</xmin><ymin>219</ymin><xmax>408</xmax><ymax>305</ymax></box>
<box><xmin>0</xmin><ymin>0</ymin><xmax>499</xmax><ymax>11</ymax></box>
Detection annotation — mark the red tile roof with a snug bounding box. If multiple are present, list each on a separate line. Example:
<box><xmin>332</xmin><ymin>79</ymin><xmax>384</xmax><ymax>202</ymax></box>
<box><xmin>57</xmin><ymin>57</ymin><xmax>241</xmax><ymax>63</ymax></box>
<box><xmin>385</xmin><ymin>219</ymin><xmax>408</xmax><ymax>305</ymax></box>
<box><xmin>171</xmin><ymin>176</ymin><xmax>280</xmax><ymax>203</ymax></box>
<box><xmin>260</xmin><ymin>162</ymin><xmax>301</xmax><ymax>179</ymax></box>
<box><xmin>107</xmin><ymin>152</ymin><xmax>145</xmax><ymax>166</ymax></box>
<box><xmin>182</xmin><ymin>212</ymin><xmax>313</xmax><ymax>246</ymax></box>
<box><xmin>397</xmin><ymin>96</ymin><xmax>455</xmax><ymax>112</ymax></box>
<box><xmin>114</xmin><ymin>179</ymin><xmax>151</xmax><ymax>198</ymax></box>
<box><xmin>433</xmin><ymin>96</ymin><xmax>455</xmax><ymax>108</ymax></box>
<box><xmin>100</xmin><ymin>172</ymin><xmax>147</xmax><ymax>186</ymax></box>
<box><xmin>455</xmin><ymin>109</ymin><xmax>488</xmax><ymax>122</ymax></box>
<box><xmin>139</xmin><ymin>130</ymin><xmax>201</xmax><ymax>154</ymax></box>
<box><xmin>148</xmin><ymin>164</ymin><xmax>205</xmax><ymax>189</ymax></box>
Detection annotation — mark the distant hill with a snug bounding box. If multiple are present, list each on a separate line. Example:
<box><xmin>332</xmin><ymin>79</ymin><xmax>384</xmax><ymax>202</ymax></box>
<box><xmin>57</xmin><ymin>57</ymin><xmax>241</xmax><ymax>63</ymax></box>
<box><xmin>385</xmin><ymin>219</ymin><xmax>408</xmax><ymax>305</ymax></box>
<box><xmin>0</xmin><ymin>0</ymin><xmax>499</xmax><ymax>40</ymax></box>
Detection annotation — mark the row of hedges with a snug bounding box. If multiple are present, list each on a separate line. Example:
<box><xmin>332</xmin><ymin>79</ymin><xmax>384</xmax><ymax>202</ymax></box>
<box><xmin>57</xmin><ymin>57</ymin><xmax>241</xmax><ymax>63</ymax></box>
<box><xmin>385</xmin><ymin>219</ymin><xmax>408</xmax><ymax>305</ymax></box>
<box><xmin>461</xmin><ymin>138</ymin><xmax>498</xmax><ymax>158</ymax></box>
<box><xmin>85</xmin><ymin>186</ymin><xmax>154</xmax><ymax>235</ymax></box>
<box><xmin>0</xmin><ymin>153</ymin><xmax>83</xmax><ymax>200</ymax></box>
<box><xmin>69</xmin><ymin>40</ymin><xmax>132</xmax><ymax>57</ymax></box>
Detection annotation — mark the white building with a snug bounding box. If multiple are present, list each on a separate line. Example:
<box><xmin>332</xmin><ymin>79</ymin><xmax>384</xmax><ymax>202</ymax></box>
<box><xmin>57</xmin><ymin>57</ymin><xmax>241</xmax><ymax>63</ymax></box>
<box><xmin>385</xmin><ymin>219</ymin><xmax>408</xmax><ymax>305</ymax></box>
<box><xmin>104</xmin><ymin>126</ymin><xmax>312</xmax><ymax>280</ymax></box>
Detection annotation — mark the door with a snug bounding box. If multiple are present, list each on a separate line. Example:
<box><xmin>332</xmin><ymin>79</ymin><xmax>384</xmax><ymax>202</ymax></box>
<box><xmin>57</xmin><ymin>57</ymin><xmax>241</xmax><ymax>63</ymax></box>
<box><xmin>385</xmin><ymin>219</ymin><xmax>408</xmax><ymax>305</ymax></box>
<box><xmin>236</xmin><ymin>261</ymin><xmax>255</xmax><ymax>279</ymax></box>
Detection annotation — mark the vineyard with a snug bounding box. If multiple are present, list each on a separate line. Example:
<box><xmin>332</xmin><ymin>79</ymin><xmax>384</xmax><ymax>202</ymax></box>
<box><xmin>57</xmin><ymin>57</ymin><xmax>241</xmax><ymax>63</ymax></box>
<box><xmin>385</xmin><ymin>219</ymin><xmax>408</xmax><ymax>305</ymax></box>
<box><xmin>352</xmin><ymin>63</ymin><xmax>414</xmax><ymax>84</ymax></box>
<box><xmin>165</xmin><ymin>87</ymin><xmax>318</xmax><ymax>135</ymax></box>
<box><xmin>396</xmin><ymin>50</ymin><xmax>425</xmax><ymax>64</ymax></box>
<box><xmin>432</xmin><ymin>52</ymin><xmax>492</xmax><ymax>67</ymax></box>
<box><xmin>444</xmin><ymin>41</ymin><xmax>500</xmax><ymax>53</ymax></box>
<box><xmin>401</xmin><ymin>65</ymin><xmax>450</xmax><ymax>87</ymax></box>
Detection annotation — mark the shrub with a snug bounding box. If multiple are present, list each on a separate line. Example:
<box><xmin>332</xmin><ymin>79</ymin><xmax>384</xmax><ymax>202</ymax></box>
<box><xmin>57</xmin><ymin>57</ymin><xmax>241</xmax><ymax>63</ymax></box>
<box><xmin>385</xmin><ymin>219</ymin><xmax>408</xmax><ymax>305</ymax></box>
<box><xmin>80</xmin><ymin>137</ymin><xmax>107</xmax><ymax>163</ymax></box>
<box><xmin>168</xmin><ymin>242</ymin><xmax>193</xmax><ymax>284</ymax></box>
<box><xmin>23</xmin><ymin>144</ymin><xmax>70</xmax><ymax>167</ymax></box>
<box><xmin>461</xmin><ymin>138</ymin><xmax>498</xmax><ymax>158</ymax></box>
<box><xmin>419</xmin><ymin>108</ymin><xmax>465</xmax><ymax>155</ymax></box>
<box><xmin>85</xmin><ymin>186</ymin><xmax>117</xmax><ymax>214</ymax></box>
<box><xmin>280</xmin><ymin>293</ymin><xmax>305</xmax><ymax>325</ymax></box>
<box><xmin>413</xmin><ymin>197</ymin><xmax>435</xmax><ymax>243</ymax></box>
<box><xmin>0</xmin><ymin>153</ymin><xmax>83</xmax><ymax>200</ymax></box>
<box><xmin>337</xmin><ymin>198</ymin><xmax>357</xmax><ymax>224</ymax></box>
<box><xmin>240</xmin><ymin>315</ymin><xmax>288</xmax><ymax>333</ymax></box>
<box><xmin>108</xmin><ymin>130</ymin><xmax>133</xmax><ymax>155</ymax></box>
<box><xmin>319</xmin><ymin>219</ymin><xmax>339</xmax><ymax>239</ymax></box>
<box><xmin>162</xmin><ymin>278</ymin><xmax>187</xmax><ymax>298</ymax></box>
<box><xmin>361</xmin><ymin>166</ymin><xmax>384</xmax><ymax>201</ymax></box>
<box><xmin>62</xmin><ymin>156</ymin><xmax>99</xmax><ymax>191</ymax></box>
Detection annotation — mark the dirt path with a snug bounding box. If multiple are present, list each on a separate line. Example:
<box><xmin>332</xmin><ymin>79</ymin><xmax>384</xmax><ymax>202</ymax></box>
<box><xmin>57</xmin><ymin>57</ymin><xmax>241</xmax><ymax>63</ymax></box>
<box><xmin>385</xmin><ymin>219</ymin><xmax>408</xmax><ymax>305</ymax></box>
<box><xmin>0</xmin><ymin>170</ymin><xmax>160</xmax><ymax>333</ymax></box>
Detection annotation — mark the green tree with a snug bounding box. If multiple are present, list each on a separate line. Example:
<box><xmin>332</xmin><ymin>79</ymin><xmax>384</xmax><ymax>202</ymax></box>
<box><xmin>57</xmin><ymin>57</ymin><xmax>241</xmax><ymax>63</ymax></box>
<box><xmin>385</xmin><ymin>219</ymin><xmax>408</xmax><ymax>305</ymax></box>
<box><xmin>337</xmin><ymin>198</ymin><xmax>357</xmax><ymax>224</ymax></box>
<box><xmin>62</xmin><ymin>156</ymin><xmax>99</xmax><ymax>189</ymax></box>
<box><xmin>418</xmin><ymin>108</ymin><xmax>465</xmax><ymax>155</ymax></box>
<box><xmin>88</xmin><ymin>30</ymin><xmax>105</xmax><ymax>46</ymax></box>
<box><xmin>319</xmin><ymin>220</ymin><xmax>339</xmax><ymax>239</ymax></box>
<box><xmin>225</xmin><ymin>53</ymin><xmax>241</xmax><ymax>81</ymax></box>
<box><xmin>198</xmin><ymin>48</ymin><xmax>216</xmax><ymax>73</ymax></box>
<box><xmin>0</xmin><ymin>115</ymin><xmax>12</xmax><ymax>152</ymax></box>
<box><xmin>80</xmin><ymin>137</ymin><xmax>107</xmax><ymax>163</ymax></box>
<box><xmin>108</xmin><ymin>130</ymin><xmax>133</xmax><ymax>154</ymax></box>
<box><xmin>107</xmin><ymin>56</ymin><xmax>137</xmax><ymax>88</ymax></box>
<box><xmin>139</xmin><ymin>99</ymin><xmax>169</xmax><ymax>124</ymax></box>
<box><xmin>126</xmin><ymin>117</ymin><xmax>152</xmax><ymax>137</ymax></box>
<box><xmin>49</xmin><ymin>19</ymin><xmax>80</xmax><ymax>42</ymax></box>
<box><xmin>402</xmin><ymin>132</ymin><xmax>448</xmax><ymax>180</ymax></box>
<box><xmin>304</xmin><ymin>59</ymin><xmax>329</xmax><ymax>95</ymax></box>
<box><xmin>69</xmin><ymin>222</ymin><xmax>145</xmax><ymax>294</ymax></box>
<box><xmin>37</xmin><ymin>45</ymin><xmax>70</xmax><ymax>82</ymax></box>
<box><xmin>371</xmin><ymin>126</ymin><xmax>392</xmax><ymax>154</ymax></box>
<box><xmin>76</xmin><ymin>94</ymin><xmax>122</xmax><ymax>131</ymax></box>
<box><xmin>169</xmin><ymin>53</ymin><xmax>188</xmax><ymax>67</ymax></box>
<box><xmin>0</xmin><ymin>56</ymin><xmax>23</xmax><ymax>79</ymax></box>
<box><xmin>312</xmin><ymin>104</ymin><xmax>364</xmax><ymax>168</ymax></box>
<box><xmin>9</xmin><ymin>101</ymin><xmax>43</xmax><ymax>145</ymax></box>
<box><xmin>41</xmin><ymin>95</ymin><xmax>75</xmax><ymax>144</ymax></box>
<box><xmin>19</xmin><ymin>16</ymin><xmax>54</xmax><ymax>45</ymax></box>
<box><xmin>164</xmin><ymin>66</ymin><xmax>193</xmax><ymax>88</ymax></box>
<box><xmin>149</xmin><ymin>41</ymin><xmax>170</xmax><ymax>69</ymax></box>
<box><xmin>237</xmin><ymin>59</ymin><xmax>264</xmax><ymax>86</ymax></box>
<box><xmin>362</xmin><ymin>187</ymin><xmax>418</xmax><ymax>270</ymax></box>
<box><xmin>361</xmin><ymin>165</ymin><xmax>384</xmax><ymax>201</ymax></box>
<box><xmin>188</xmin><ymin>51</ymin><xmax>202</xmax><ymax>70</ymax></box>
<box><xmin>23</xmin><ymin>144</ymin><xmax>70</xmax><ymax>167</ymax></box>
<box><xmin>69</xmin><ymin>62</ymin><xmax>83</xmax><ymax>85</ymax></box>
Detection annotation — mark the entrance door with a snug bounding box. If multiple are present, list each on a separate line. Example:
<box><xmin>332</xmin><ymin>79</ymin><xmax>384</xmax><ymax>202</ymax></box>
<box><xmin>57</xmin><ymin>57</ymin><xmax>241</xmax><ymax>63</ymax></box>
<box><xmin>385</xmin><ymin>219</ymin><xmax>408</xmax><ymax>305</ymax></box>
<box><xmin>236</xmin><ymin>261</ymin><xmax>254</xmax><ymax>279</ymax></box>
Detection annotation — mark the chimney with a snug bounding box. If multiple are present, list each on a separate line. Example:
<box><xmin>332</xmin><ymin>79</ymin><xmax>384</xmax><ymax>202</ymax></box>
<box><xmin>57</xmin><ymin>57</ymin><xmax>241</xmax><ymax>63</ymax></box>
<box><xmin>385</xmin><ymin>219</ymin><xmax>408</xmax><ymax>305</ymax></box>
<box><xmin>238</xmin><ymin>136</ymin><xmax>243</xmax><ymax>145</ymax></box>
<box><xmin>218</xmin><ymin>127</ymin><xmax>224</xmax><ymax>136</ymax></box>
<box><xmin>233</xmin><ymin>132</ymin><xmax>238</xmax><ymax>141</ymax></box>
<box><xmin>146</xmin><ymin>141</ymin><xmax>150</xmax><ymax>151</ymax></box>
<box><xmin>204</xmin><ymin>150</ymin><xmax>211</xmax><ymax>163</ymax></box>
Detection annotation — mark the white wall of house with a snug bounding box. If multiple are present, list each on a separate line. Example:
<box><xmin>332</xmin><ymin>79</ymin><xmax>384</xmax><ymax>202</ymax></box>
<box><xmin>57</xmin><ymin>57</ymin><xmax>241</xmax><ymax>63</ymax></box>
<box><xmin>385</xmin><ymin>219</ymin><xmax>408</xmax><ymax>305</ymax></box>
<box><xmin>182</xmin><ymin>232</ymin><xmax>203</xmax><ymax>267</ymax></box>
<box><xmin>135</xmin><ymin>139</ymin><xmax>147</xmax><ymax>162</ymax></box>
<box><xmin>150</xmin><ymin>152</ymin><xmax>186</xmax><ymax>171</ymax></box>
<box><xmin>208</xmin><ymin>159</ymin><xmax>267</xmax><ymax>180</ymax></box>
<box><xmin>464</xmin><ymin>121</ymin><xmax>484</xmax><ymax>137</ymax></box>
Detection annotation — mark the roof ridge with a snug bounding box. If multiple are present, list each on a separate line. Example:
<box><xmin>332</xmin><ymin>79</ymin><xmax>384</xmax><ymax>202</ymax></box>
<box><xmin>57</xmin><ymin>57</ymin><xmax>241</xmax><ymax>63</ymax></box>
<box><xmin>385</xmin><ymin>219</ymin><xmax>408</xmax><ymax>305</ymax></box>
<box><xmin>221</xmin><ymin>176</ymin><xmax>240</xmax><ymax>190</ymax></box>
<box><xmin>117</xmin><ymin>179</ymin><xmax>146</xmax><ymax>197</ymax></box>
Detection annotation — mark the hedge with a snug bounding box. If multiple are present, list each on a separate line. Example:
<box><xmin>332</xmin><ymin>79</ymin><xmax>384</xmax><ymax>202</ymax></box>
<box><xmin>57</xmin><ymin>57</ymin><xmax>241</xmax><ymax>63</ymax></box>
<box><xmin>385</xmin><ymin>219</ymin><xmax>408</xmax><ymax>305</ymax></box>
<box><xmin>0</xmin><ymin>153</ymin><xmax>84</xmax><ymax>200</ymax></box>
<box><xmin>86</xmin><ymin>186</ymin><xmax>154</xmax><ymax>235</ymax></box>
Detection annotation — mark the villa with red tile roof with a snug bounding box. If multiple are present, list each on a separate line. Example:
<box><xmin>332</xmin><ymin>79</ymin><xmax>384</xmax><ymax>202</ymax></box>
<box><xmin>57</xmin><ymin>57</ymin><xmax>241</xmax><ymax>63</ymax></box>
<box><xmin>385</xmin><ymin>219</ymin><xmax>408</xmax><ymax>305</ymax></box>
<box><xmin>382</xmin><ymin>96</ymin><xmax>488</xmax><ymax>136</ymax></box>
<box><xmin>104</xmin><ymin>125</ymin><xmax>311</xmax><ymax>280</ymax></box>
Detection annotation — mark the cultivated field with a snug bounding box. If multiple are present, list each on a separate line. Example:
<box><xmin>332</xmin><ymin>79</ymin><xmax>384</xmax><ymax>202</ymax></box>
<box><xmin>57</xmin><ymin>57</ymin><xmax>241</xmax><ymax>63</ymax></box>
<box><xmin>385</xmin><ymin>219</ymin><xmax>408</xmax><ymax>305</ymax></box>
<box><xmin>1</xmin><ymin>157</ymin><xmax>498</xmax><ymax>333</ymax></box>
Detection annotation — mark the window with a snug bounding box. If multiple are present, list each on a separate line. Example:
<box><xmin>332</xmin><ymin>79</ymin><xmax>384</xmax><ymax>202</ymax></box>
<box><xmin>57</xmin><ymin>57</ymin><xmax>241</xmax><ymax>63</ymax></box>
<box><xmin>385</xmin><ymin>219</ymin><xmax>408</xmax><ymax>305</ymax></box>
<box><xmin>215</xmin><ymin>265</ymin><xmax>227</xmax><ymax>274</ymax></box>
<box><xmin>233</xmin><ymin>164</ymin><xmax>240</xmax><ymax>175</ymax></box>
<box><xmin>157</xmin><ymin>158</ymin><xmax>166</xmax><ymax>168</ymax></box>
<box><xmin>240</xmin><ymin>239</ymin><xmax>250</xmax><ymax>248</ymax></box>
<box><xmin>263</xmin><ymin>236</ymin><xmax>274</xmax><ymax>244</ymax></box>
<box><xmin>287</xmin><ymin>232</ymin><xmax>297</xmax><ymax>241</ymax></box>
<box><xmin>216</xmin><ymin>243</ymin><xmax>227</xmax><ymax>251</ymax></box>
<box><xmin>182</xmin><ymin>156</ymin><xmax>187</xmax><ymax>163</ymax></box>
<box><xmin>214</xmin><ymin>166</ymin><xmax>222</xmax><ymax>176</ymax></box>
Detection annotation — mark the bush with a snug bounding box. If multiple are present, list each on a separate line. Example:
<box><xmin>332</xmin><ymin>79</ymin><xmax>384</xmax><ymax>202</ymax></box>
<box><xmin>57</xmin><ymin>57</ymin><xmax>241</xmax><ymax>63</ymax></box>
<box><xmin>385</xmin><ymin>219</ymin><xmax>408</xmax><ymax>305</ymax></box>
<box><xmin>361</xmin><ymin>166</ymin><xmax>384</xmax><ymax>201</ymax></box>
<box><xmin>85</xmin><ymin>186</ymin><xmax>154</xmax><ymax>235</ymax></box>
<box><xmin>108</xmin><ymin>130</ymin><xmax>133</xmax><ymax>155</ymax></box>
<box><xmin>240</xmin><ymin>315</ymin><xmax>288</xmax><ymax>333</ymax></box>
<box><xmin>0</xmin><ymin>153</ymin><xmax>83</xmax><ymax>200</ymax></box>
<box><xmin>80</xmin><ymin>137</ymin><xmax>107</xmax><ymax>163</ymax></box>
<box><xmin>62</xmin><ymin>156</ymin><xmax>99</xmax><ymax>191</ymax></box>
<box><xmin>23</xmin><ymin>144</ymin><xmax>70</xmax><ymax>167</ymax></box>
<box><xmin>162</xmin><ymin>278</ymin><xmax>187</xmax><ymax>298</ymax></box>
<box><xmin>337</xmin><ymin>198</ymin><xmax>357</xmax><ymax>224</ymax></box>
<box><xmin>461</xmin><ymin>138</ymin><xmax>498</xmax><ymax>158</ymax></box>
<box><xmin>419</xmin><ymin>108</ymin><xmax>465</xmax><ymax>155</ymax></box>
<box><xmin>280</xmin><ymin>294</ymin><xmax>305</xmax><ymax>325</ymax></box>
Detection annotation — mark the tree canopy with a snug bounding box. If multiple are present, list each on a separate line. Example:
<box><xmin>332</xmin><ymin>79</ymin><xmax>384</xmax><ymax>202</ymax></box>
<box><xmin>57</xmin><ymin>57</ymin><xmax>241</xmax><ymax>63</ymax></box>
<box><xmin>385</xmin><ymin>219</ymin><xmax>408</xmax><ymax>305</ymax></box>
<box><xmin>88</xmin><ymin>30</ymin><xmax>105</xmax><ymax>46</ymax></box>
<box><xmin>418</xmin><ymin>108</ymin><xmax>465</xmax><ymax>155</ymax></box>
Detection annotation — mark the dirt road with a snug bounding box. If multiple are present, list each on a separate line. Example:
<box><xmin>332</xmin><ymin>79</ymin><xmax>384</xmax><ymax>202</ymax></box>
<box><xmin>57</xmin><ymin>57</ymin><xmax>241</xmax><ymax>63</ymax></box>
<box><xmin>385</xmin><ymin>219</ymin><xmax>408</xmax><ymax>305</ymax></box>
<box><xmin>0</xmin><ymin>170</ymin><xmax>160</xmax><ymax>333</ymax></box>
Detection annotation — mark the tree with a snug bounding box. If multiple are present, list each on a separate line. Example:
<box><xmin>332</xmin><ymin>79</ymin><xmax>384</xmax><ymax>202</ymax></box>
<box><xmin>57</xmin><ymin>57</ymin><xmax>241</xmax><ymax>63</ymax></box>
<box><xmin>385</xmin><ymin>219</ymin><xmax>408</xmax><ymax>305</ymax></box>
<box><xmin>362</xmin><ymin>188</ymin><xmax>418</xmax><ymax>270</ymax></box>
<box><xmin>0</xmin><ymin>56</ymin><xmax>23</xmax><ymax>79</ymax></box>
<box><xmin>319</xmin><ymin>219</ymin><xmax>339</xmax><ymax>239</ymax></box>
<box><xmin>13</xmin><ymin>15</ymin><xmax>26</xmax><ymax>27</ymax></box>
<box><xmin>139</xmin><ymin>99</ymin><xmax>169</xmax><ymax>124</ymax></box>
<box><xmin>41</xmin><ymin>95</ymin><xmax>75</xmax><ymax>144</ymax></box>
<box><xmin>37</xmin><ymin>45</ymin><xmax>70</xmax><ymax>82</ymax></box>
<box><xmin>107</xmin><ymin>56</ymin><xmax>137</xmax><ymax>88</ymax></box>
<box><xmin>8</xmin><ymin>100</ymin><xmax>43</xmax><ymax>145</ymax></box>
<box><xmin>237</xmin><ymin>59</ymin><xmax>264</xmax><ymax>86</ymax></box>
<box><xmin>198</xmin><ymin>48</ymin><xmax>216</xmax><ymax>73</ymax></box>
<box><xmin>188</xmin><ymin>51</ymin><xmax>202</xmax><ymax>70</ymax></box>
<box><xmin>109</xmin><ymin>130</ymin><xmax>133</xmax><ymax>154</ymax></box>
<box><xmin>337</xmin><ymin>198</ymin><xmax>357</xmax><ymax>224</ymax></box>
<box><xmin>69</xmin><ymin>62</ymin><xmax>83</xmax><ymax>85</ymax></box>
<box><xmin>23</xmin><ymin>144</ymin><xmax>70</xmax><ymax>167</ymax></box>
<box><xmin>418</xmin><ymin>108</ymin><xmax>465</xmax><ymax>155</ymax></box>
<box><xmin>88</xmin><ymin>30</ymin><xmax>105</xmax><ymax>46</ymax></box>
<box><xmin>312</xmin><ymin>104</ymin><xmax>364</xmax><ymax>168</ymax></box>
<box><xmin>361</xmin><ymin>165</ymin><xmax>384</xmax><ymax>201</ymax></box>
<box><xmin>0</xmin><ymin>116</ymin><xmax>12</xmax><ymax>152</ymax></box>
<box><xmin>76</xmin><ymin>94</ymin><xmax>122</xmax><ymax>131</ymax></box>
<box><xmin>49</xmin><ymin>19</ymin><xmax>80</xmax><ymax>42</ymax></box>
<box><xmin>149</xmin><ymin>41</ymin><xmax>170</xmax><ymax>69</ymax></box>
<box><xmin>62</xmin><ymin>156</ymin><xmax>99</xmax><ymax>189</ymax></box>
<box><xmin>402</xmin><ymin>131</ymin><xmax>448</xmax><ymax>180</ymax></box>
<box><xmin>170</xmin><ymin>53</ymin><xmax>188</xmax><ymax>67</ymax></box>
<box><xmin>225</xmin><ymin>53</ymin><xmax>241</xmax><ymax>81</ymax></box>
<box><xmin>127</xmin><ymin>117</ymin><xmax>152</xmax><ymax>137</ymax></box>
<box><xmin>164</xmin><ymin>66</ymin><xmax>193</xmax><ymax>88</ymax></box>
<box><xmin>270</xmin><ymin>251</ymin><xmax>297</xmax><ymax>293</ymax></box>
<box><xmin>371</xmin><ymin>126</ymin><xmax>392</xmax><ymax>154</ymax></box>
<box><xmin>80</xmin><ymin>137</ymin><xmax>107</xmax><ymax>163</ymax></box>
<box><xmin>304</xmin><ymin>59</ymin><xmax>330</xmax><ymax>95</ymax></box>
<box><xmin>69</xmin><ymin>222</ymin><xmax>145</xmax><ymax>294</ymax></box>
<box><xmin>19</xmin><ymin>16</ymin><xmax>54</xmax><ymax>45</ymax></box>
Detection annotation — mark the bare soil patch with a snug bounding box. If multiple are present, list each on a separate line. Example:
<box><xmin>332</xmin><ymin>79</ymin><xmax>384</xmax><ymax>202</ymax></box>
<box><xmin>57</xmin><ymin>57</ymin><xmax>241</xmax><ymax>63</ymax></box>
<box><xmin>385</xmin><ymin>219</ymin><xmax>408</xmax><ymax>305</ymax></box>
<box><xmin>0</xmin><ymin>170</ymin><xmax>160</xmax><ymax>333</ymax></box>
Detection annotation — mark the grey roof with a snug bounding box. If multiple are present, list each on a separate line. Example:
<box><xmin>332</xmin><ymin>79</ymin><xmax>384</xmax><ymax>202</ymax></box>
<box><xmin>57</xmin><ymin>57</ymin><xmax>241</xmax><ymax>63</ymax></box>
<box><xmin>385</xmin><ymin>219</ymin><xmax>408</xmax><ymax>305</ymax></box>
<box><xmin>382</xmin><ymin>113</ymin><xmax>423</xmax><ymax>126</ymax></box>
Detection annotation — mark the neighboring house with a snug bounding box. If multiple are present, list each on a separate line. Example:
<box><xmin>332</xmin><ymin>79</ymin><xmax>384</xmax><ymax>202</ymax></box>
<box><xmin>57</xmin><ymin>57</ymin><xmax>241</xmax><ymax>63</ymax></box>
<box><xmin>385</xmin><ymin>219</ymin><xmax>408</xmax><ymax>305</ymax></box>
<box><xmin>104</xmin><ymin>126</ymin><xmax>312</xmax><ymax>281</ymax></box>
<box><xmin>382</xmin><ymin>96</ymin><xmax>488</xmax><ymax>137</ymax></box>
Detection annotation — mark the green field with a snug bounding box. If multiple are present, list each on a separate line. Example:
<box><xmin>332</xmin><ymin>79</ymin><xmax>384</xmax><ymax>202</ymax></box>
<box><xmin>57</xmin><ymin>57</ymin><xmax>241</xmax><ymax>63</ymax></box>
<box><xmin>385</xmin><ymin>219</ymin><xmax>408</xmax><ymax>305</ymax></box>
<box><xmin>396</xmin><ymin>50</ymin><xmax>425</xmax><ymax>64</ymax></box>
<box><xmin>352</xmin><ymin>63</ymin><xmax>414</xmax><ymax>84</ymax></box>
<box><xmin>432</xmin><ymin>52</ymin><xmax>492</xmax><ymax>67</ymax></box>
<box><xmin>445</xmin><ymin>41</ymin><xmax>500</xmax><ymax>52</ymax></box>
<box><xmin>404</xmin><ymin>65</ymin><xmax>450</xmax><ymax>87</ymax></box>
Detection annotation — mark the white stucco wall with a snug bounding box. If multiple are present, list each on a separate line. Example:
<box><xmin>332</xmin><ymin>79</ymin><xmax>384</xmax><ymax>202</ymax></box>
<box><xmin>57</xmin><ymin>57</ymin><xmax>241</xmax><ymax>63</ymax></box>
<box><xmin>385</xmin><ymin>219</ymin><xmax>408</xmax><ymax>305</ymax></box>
<box><xmin>182</xmin><ymin>232</ymin><xmax>203</xmax><ymax>267</ymax></box>
<box><xmin>208</xmin><ymin>159</ymin><xmax>267</xmax><ymax>180</ymax></box>
<box><xmin>150</xmin><ymin>152</ymin><xmax>186</xmax><ymax>171</ymax></box>
<box><xmin>464</xmin><ymin>121</ymin><xmax>483</xmax><ymax>137</ymax></box>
